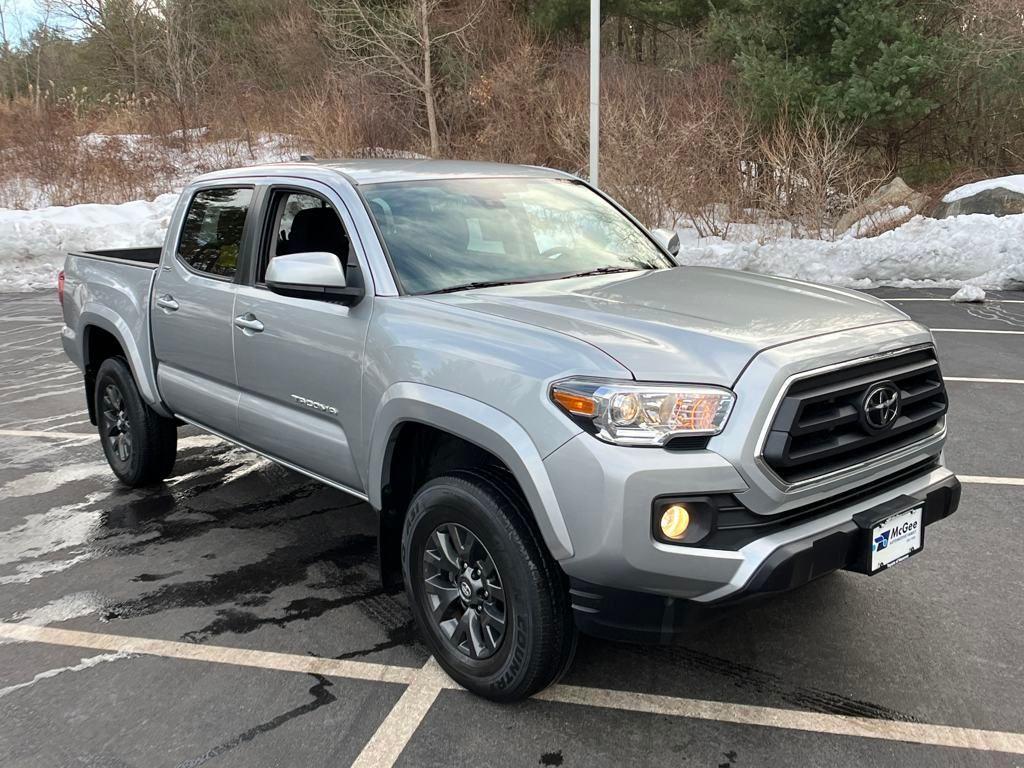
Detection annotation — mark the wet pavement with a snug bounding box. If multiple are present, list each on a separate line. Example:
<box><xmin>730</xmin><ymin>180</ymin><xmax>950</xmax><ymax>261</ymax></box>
<box><xmin>1</xmin><ymin>289</ymin><xmax>1022</xmax><ymax>767</ymax></box>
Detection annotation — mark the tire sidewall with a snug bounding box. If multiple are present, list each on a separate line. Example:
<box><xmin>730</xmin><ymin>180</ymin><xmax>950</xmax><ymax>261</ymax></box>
<box><xmin>403</xmin><ymin>479</ymin><xmax>541</xmax><ymax>697</ymax></box>
<box><xmin>95</xmin><ymin>358</ymin><xmax>147</xmax><ymax>484</ymax></box>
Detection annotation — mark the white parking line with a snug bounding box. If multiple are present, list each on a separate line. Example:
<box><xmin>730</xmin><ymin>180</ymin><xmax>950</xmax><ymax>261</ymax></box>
<box><xmin>960</xmin><ymin>475</ymin><xmax>1024</xmax><ymax>487</ymax></box>
<box><xmin>352</xmin><ymin>659</ymin><xmax>450</xmax><ymax>768</ymax></box>
<box><xmin>945</xmin><ymin>376</ymin><xmax>1024</xmax><ymax>384</ymax></box>
<box><xmin>2</xmin><ymin>622</ymin><xmax>1023</xmax><ymax>760</ymax></box>
<box><xmin>1</xmin><ymin>430</ymin><xmax>1020</xmax><ymax>487</ymax></box>
<box><xmin>0</xmin><ymin>622</ymin><xmax>417</xmax><ymax>684</ymax></box>
<box><xmin>537</xmin><ymin>685</ymin><xmax>1024</xmax><ymax>755</ymax></box>
<box><xmin>2</xmin><ymin>428</ymin><xmax>1022</xmax><ymax>485</ymax></box>
<box><xmin>885</xmin><ymin>298</ymin><xmax>1024</xmax><ymax>303</ymax></box>
<box><xmin>931</xmin><ymin>328</ymin><xmax>1024</xmax><ymax>335</ymax></box>
<box><xmin>0</xmin><ymin>429</ymin><xmax>94</xmax><ymax>440</ymax></box>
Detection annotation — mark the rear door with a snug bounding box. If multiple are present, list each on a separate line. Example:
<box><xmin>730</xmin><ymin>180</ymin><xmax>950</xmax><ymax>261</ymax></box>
<box><xmin>151</xmin><ymin>184</ymin><xmax>255</xmax><ymax>434</ymax></box>
<box><xmin>232</xmin><ymin>180</ymin><xmax>372</xmax><ymax>493</ymax></box>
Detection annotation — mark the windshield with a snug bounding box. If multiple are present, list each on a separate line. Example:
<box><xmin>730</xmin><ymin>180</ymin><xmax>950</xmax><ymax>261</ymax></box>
<box><xmin>361</xmin><ymin>178</ymin><xmax>674</xmax><ymax>294</ymax></box>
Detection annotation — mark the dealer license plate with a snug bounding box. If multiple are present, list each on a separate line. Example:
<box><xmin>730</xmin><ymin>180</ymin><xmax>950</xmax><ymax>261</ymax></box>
<box><xmin>870</xmin><ymin>506</ymin><xmax>923</xmax><ymax>572</ymax></box>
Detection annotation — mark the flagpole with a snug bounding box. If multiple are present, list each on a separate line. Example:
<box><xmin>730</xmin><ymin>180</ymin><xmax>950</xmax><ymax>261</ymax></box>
<box><xmin>589</xmin><ymin>0</ymin><xmax>600</xmax><ymax>186</ymax></box>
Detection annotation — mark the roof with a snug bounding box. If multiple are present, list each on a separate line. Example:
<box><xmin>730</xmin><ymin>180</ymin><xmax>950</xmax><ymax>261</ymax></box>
<box><xmin>193</xmin><ymin>158</ymin><xmax>575</xmax><ymax>186</ymax></box>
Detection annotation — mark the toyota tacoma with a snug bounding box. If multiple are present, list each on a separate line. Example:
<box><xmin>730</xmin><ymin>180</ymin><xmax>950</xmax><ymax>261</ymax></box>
<box><xmin>59</xmin><ymin>160</ymin><xmax>959</xmax><ymax>701</ymax></box>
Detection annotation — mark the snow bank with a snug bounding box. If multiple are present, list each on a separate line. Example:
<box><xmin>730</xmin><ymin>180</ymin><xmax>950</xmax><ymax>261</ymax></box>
<box><xmin>943</xmin><ymin>174</ymin><xmax>1024</xmax><ymax>203</ymax></box>
<box><xmin>0</xmin><ymin>194</ymin><xmax>178</xmax><ymax>292</ymax></box>
<box><xmin>677</xmin><ymin>213</ymin><xmax>1024</xmax><ymax>290</ymax></box>
<box><xmin>3</xmin><ymin>165</ymin><xmax>1023</xmax><ymax>293</ymax></box>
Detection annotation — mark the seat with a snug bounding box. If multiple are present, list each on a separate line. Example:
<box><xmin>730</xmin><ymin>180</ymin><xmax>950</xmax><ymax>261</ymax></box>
<box><xmin>280</xmin><ymin>206</ymin><xmax>349</xmax><ymax>259</ymax></box>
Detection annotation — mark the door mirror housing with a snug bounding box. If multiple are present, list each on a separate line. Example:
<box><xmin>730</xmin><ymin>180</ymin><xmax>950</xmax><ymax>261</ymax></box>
<box><xmin>265</xmin><ymin>251</ymin><xmax>364</xmax><ymax>305</ymax></box>
<box><xmin>650</xmin><ymin>227</ymin><xmax>680</xmax><ymax>257</ymax></box>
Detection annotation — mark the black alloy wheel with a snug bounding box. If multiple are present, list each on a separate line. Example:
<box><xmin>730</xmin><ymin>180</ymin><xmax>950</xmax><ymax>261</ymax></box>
<box><xmin>101</xmin><ymin>383</ymin><xmax>133</xmax><ymax>463</ymax></box>
<box><xmin>422</xmin><ymin>522</ymin><xmax>507</xmax><ymax>660</ymax></box>
<box><xmin>93</xmin><ymin>356</ymin><xmax>178</xmax><ymax>487</ymax></box>
<box><xmin>402</xmin><ymin>469</ymin><xmax>577</xmax><ymax>702</ymax></box>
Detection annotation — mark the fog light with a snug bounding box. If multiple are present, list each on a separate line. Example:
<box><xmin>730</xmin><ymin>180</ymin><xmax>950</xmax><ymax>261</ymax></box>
<box><xmin>659</xmin><ymin>504</ymin><xmax>690</xmax><ymax>540</ymax></box>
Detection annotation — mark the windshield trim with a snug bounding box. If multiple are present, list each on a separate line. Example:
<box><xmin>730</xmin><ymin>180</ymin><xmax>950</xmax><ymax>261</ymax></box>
<box><xmin>358</xmin><ymin>176</ymin><xmax>676</xmax><ymax>296</ymax></box>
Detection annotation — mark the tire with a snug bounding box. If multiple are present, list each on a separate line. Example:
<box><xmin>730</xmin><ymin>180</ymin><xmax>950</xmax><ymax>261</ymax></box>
<box><xmin>402</xmin><ymin>468</ymin><xmax>576</xmax><ymax>702</ymax></box>
<box><xmin>94</xmin><ymin>356</ymin><xmax>177</xmax><ymax>487</ymax></box>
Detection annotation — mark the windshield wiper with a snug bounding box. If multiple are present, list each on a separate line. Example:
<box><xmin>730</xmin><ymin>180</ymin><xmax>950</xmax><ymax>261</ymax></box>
<box><xmin>554</xmin><ymin>266</ymin><xmax>644</xmax><ymax>280</ymax></box>
<box><xmin>429</xmin><ymin>279</ymin><xmax>526</xmax><ymax>295</ymax></box>
<box><xmin>429</xmin><ymin>266</ymin><xmax>649</xmax><ymax>295</ymax></box>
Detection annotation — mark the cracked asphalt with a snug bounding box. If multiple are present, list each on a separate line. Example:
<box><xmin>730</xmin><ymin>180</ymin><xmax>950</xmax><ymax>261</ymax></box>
<box><xmin>0</xmin><ymin>287</ymin><xmax>1022</xmax><ymax>767</ymax></box>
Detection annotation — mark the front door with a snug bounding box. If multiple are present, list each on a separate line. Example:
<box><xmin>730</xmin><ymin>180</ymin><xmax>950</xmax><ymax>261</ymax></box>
<box><xmin>232</xmin><ymin>183</ymin><xmax>372</xmax><ymax>493</ymax></box>
<box><xmin>151</xmin><ymin>185</ymin><xmax>254</xmax><ymax>435</ymax></box>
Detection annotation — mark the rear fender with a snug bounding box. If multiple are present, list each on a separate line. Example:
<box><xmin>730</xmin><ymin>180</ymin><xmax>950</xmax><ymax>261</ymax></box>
<box><xmin>79</xmin><ymin>304</ymin><xmax>171</xmax><ymax>418</ymax></box>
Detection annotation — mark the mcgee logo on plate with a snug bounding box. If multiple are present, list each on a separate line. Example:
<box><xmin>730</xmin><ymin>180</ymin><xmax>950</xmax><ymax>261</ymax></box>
<box><xmin>873</xmin><ymin>518</ymin><xmax>919</xmax><ymax>553</ymax></box>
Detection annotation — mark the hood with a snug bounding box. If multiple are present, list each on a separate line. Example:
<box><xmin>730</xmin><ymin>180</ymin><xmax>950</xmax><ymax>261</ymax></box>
<box><xmin>425</xmin><ymin>267</ymin><xmax>907</xmax><ymax>386</ymax></box>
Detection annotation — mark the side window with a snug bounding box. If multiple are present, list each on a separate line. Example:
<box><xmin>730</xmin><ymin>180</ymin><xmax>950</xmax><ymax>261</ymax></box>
<box><xmin>259</xmin><ymin>190</ymin><xmax>350</xmax><ymax>284</ymax></box>
<box><xmin>177</xmin><ymin>187</ymin><xmax>253</xmax><ymax>279</ymax></box>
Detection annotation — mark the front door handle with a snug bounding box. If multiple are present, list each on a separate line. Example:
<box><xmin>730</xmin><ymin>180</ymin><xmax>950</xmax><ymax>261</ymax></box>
<box><xmin>233</xmin><ymin>313</ymin><xmax>265</xmax><ymax>333</ymax></box>
<box><xmin>156</xmin><ymin>294</ymin><xmax>179</xmax><ymax>311</ymax></box>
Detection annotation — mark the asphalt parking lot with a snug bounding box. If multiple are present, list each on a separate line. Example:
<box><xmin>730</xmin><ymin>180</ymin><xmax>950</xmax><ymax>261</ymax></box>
<box><xmin>1</xmin><ymin>287</ymin><xmax>1022</xmax><ymax>767</ymax></box>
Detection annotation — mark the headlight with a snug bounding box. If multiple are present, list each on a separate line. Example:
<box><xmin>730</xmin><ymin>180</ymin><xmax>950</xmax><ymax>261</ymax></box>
<box><xmin>550</xmin><ymin>378</ymin><xmax>735</xmax><ymax>446</ymax></box>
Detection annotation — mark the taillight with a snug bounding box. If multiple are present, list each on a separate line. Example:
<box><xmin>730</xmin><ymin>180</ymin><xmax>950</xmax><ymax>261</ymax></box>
<box><xmin>57</xmin><ymin>270</ymin><xmax>65</xmax><ymax>306</ymax></box>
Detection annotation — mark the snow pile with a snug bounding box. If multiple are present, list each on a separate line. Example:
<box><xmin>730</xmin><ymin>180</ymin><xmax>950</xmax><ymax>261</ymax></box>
<box><xmin>0</xmin><ymin>193</ymin><xmax>177</xmax><ymax>292</ymax></box>
<box><xmin>943</xmin><ymin>174</ymin><xmax>1024</xmax><ymax>203</ymax></box>
<box><xmin>951</xmin><ymin>284</ymin><xmax>986</xmax><ymax>302</ymax></box>
<box><xmin>677</xmin><ymin>213</ymin><xmax>1024</xmax><ymax>290</ymax></box>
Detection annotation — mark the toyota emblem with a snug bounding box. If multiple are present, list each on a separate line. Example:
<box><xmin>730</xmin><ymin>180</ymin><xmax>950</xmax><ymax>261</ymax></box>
<box><xmin>862</xmin><ymin>381</ymin><xmax>901</xmax><ymax>431</ymax></box>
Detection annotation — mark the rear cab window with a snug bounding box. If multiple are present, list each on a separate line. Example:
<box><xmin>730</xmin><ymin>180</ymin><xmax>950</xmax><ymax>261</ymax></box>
<box><xmin>177</xmin><ymin>187</ymin><xmax>253</xmax><ymax>279</ymax></box>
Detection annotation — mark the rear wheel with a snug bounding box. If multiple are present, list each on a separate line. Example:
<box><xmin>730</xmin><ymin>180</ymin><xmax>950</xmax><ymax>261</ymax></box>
<box><xmin>94</xmin><ymin>357</ymin><xmax>177</xmax><ymax>487</ymax></box>
<box><xmin>402</xmin><ymin>468</ymin><xmax>576</xmax><ymax>701</ymax></box>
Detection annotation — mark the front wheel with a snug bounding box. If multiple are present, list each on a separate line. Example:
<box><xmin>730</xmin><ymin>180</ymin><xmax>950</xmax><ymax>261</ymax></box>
<box><xmin>402</xmin><ymin>469</ymin><xmax>576</xmax><ymax>702</ymax></box>
<box><xmin>94</xmin><ymin>357</ymin><xmax>177</xmax><ymax>487</ymax></box>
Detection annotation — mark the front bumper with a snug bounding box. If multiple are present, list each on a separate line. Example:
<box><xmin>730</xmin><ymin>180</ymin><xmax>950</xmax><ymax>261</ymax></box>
<box><xmin>566</xmin><ymin>472</ymin><xmax>960</xmax><ymax>643</ymax></box>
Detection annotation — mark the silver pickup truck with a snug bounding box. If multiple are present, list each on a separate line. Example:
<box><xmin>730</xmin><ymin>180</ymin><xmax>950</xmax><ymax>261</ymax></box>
<box><xmin>59</xmin><ymin>159</ymin><xmax>959</xmax><ymax>701</ymax></box>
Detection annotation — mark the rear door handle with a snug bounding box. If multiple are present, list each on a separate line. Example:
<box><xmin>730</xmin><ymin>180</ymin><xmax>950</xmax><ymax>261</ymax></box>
<box><xmin>156</xmin><ymin>294</ymin><xmax>179</xmax><ymax>311</ymax></box>
<box><xmin>233</xmin><ymin>313</ymin><xmax>264</xmax><ymax>333</ymax></box>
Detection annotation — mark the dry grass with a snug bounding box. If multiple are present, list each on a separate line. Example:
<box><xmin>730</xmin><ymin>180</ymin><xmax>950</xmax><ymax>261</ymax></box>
<box><xmin>0</xmin><ymin>98</ymin><xmax>305</xmax><ymax>208</ymax></box>
<box><xmin>0</xmin><ymin>102</ymin><xmax>178</xmax><ymax>207</ymax></box>
<box><xmin>0</xmin><ymin>10</ymin><xmax>913</xmax><ymax>237</ymax></box>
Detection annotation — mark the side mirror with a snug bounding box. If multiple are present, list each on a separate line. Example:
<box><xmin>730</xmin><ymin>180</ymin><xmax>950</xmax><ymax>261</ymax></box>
<box><xmin>266</xmin><ymin>251</ymin><xmax>364</xmax><ymax>305</ymax></box>
<box><xmin>650</xmin><ymin>227</ymin><xmax>680</xmax><ymax>257</ymax></box>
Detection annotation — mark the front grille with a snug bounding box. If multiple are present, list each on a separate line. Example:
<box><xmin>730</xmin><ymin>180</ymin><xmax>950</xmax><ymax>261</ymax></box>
<box><xmin>762</xmin><ymin>348</ymin><xmax>947</xmax><ymax>484</ymax></box>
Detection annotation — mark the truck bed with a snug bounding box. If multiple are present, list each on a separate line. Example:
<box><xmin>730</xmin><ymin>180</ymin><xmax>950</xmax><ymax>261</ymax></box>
<box><xmin>70</xmin><ymin>247</ymin><xmax>162</xmax><ymax>267</ymax></box>
<box><xmin>61</xmin><ymin>247</ymin><xmax>163</xmax><ymax>409</ymax></box>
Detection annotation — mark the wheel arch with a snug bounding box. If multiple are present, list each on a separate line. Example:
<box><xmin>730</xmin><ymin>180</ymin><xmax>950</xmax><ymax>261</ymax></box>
<box><xmin>369</xmin><ymin>383</ymin><xmax>574</xmax><ymax>582</ymax></box>
<box><xmin>78</xmin><ymin>306</ymin><xmax>170</xmax><ymax>421</ymax></box>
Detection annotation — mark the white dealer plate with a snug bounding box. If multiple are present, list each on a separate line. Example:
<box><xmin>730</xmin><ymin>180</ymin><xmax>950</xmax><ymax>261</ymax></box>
<box><xmin>870</xmin><ymin>506</ymin><xmax>923</xmax><ymax>572</ymax></box>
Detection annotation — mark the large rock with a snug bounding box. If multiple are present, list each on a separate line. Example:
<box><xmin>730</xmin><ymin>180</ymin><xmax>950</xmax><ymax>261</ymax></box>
<box><xmin>837</xmin><ymin>177</ymin><xmax>930</xmax><ymax>233</ymax></box>
<box><xmin>932</xmin><ymin>177</ymin><xmax>1024</xmax><ymax>218</ymax></box>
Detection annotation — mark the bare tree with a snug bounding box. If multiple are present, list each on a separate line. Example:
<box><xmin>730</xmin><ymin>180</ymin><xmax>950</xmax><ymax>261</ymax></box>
<box><xmin>52</xmin><ymin>0</ymin><xmax>159</xmax><ymax>95</ymax></box>
<box><xmin>0</xmin><ymin>0</ymin><xmax>19</xmax><ymax>101</ymax></box>
<box><xmin>756</xmin><ymin>111</ymin><xmax>886</xmax><ymax>239</ymax></box>
<box><xmin>316</xmin><ymin>0</ymin><xmax>476</xmax><ymax>157</ymax></box>
<box><xmin>152</xmin><ymin>0</ymin><xmax>208</xmax><ymax>148</ymax></box>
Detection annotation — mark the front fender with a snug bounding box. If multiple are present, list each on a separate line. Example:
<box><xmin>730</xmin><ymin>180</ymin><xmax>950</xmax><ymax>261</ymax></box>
<box><xmin>368</xmin><ymin>382</ymin><xmax>574</xmax><ymax>560</ymax></box>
